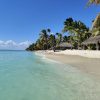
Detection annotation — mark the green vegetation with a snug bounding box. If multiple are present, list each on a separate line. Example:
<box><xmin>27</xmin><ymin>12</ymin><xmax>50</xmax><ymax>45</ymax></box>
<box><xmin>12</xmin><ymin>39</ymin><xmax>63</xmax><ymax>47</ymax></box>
<box><xmin>88</xmin><ymin>0</ymin><xmax>100</xmax><ymax>5</ymax></box>
<box><xmin>26</xmin><ymin>1</ymin><xmax>100</xmax><ymax>51</ymax></box>
<box><xmin>26</xmin><ymin>18</ymin><xmax>91</xmax><ymax>51</ymax></box>
<box><xmin>63</xmin><ymin>18</ymin><xmax>90</xmax><ymax>49</ymax></box>
<box><xmin>26</xmin><ymin>29</ymin><xmax>56</xmax><ymax>51</ymax></box>
<box><xmin>92</xmin><ymin>14</ymin><xmax>100</xmax><ymax>36</ymax></box>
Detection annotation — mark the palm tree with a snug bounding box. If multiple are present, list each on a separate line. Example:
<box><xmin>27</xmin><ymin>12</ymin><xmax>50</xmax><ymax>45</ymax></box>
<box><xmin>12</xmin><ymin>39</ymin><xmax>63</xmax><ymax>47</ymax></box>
<box><xmin>47</xmin><ymin>29</ymin><xmax>51</xmax><ymax>35</ymax></box>
<box><xmin>26</xmin><ymin>43</ymin><xmax>35</xmax><ymax>51</ymax></box>
<box><xmin>63</xmin><ymin>36</ymin><xmax>68</xmax><ymax>42</ymax></box>
<box><xmin>56</xmin><ymin>33</ymin><xmax>63</xmax><ymax>46</ymax></box>
<box><xmin>40</xmin><ymin>29</ymin><xmax>48</xmax><ymax>50</ymax></box>
<box><xmin>49</xmin><ymin>34</ymin><xmax>56</xmax><ymax>52</ymax></box>
<box><xmin>63</xmin><ymin>18</ymin><xmax>89</xmax><ymax>49</ymax></box>
<box><xmin>35</xmin><ymin>39</ymin><xmax>43</xmax><ymax>50</ymax></box>
<box><xmin>91</xmin><ymin>14</ymin><xmax>100</xmax><ymax>36</ymax></box>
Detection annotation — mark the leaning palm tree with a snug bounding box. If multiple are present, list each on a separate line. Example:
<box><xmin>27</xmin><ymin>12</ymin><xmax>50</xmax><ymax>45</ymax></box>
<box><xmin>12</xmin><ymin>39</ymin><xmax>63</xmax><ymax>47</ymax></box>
<box><xmin>91</xmin><ymin>14</ymin><xmax>100</xmax><ymax>36</ymax></box>
<box><xmin>63</xmin><ymin>18</ymin><xmax>89</xmax><ymax>49</ymax></box>
<box><xmin>92</xmin><ymin>27</ymin><xmax>100</xmax><ymax>36</ymax></box>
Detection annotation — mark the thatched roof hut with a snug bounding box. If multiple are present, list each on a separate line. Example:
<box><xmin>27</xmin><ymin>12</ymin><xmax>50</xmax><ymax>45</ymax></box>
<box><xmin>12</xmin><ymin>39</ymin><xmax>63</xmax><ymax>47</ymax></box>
<box><xmin>56</xmin><ymin>42</ymin><xmax>73</xmax><ymax>50</ymax></box>
<box><xmin>82</xmin><ymin>35</ymin><xmax>100</xmax><ymax>50</ymax></box>
<box><xmin>82</xmin><ymin>13</ymin><xmax>100</xmax><ymax>50</ymax></box>
<box><xmin>59</xmin><ymin>42</ymin><xmax>73</xmax><ymax>47</ymax></box>
<box><xmin>82</xmin><ymin>35</ymin><xmax>100</xmax><ymax>45</ymax></box>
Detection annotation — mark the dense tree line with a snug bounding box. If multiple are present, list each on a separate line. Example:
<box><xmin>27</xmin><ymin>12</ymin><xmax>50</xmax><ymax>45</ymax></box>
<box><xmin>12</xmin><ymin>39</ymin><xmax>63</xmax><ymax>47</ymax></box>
<box><xmin>26</xmin><ymin>18</ymin><xmax>91</xmax><ymax>51</ymax></box>
<box><xmin>26</xmin><ymin>0</ymin><xmax>100</xmax><ymax>51</ymax></box>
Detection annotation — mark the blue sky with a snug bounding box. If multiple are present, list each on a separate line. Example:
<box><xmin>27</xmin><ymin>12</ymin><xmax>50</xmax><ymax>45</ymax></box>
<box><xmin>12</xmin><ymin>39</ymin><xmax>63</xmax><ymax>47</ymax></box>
<box><xmin>0</xmin><ymin>0</ymin><xmax>100</xmax><ymax>49</ymax></box>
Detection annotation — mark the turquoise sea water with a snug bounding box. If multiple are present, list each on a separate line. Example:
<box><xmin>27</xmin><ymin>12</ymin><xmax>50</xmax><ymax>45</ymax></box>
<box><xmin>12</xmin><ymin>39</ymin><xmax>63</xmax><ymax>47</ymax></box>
<box><xmin>0</xmin><ymin>51</ymin><xmax>100</xmax><ymax>100</ymax></box>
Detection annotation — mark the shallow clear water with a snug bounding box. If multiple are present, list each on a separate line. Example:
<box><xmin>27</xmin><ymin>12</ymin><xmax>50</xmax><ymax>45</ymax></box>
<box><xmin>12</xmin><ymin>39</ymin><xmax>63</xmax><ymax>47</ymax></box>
<box><xmin>0</xmin><ymin>51</ymin><xmax>100</xmax><ymax>100</ymax></box>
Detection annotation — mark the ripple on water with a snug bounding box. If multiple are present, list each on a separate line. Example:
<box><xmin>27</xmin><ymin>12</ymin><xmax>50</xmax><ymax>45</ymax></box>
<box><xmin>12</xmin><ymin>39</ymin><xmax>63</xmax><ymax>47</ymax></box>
<box><xmin>0</xmin><ymin>51</ymin><xmax>100</xmax><ymax>100</ymax></box>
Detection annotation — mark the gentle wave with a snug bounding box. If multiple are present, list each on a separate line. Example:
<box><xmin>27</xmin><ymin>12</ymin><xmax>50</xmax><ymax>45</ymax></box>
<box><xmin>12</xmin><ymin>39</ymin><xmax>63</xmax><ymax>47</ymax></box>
<box><xmin>0</xmin><ymin>51</ymin><xmax>100</xmax><ymax>100</ymax></box>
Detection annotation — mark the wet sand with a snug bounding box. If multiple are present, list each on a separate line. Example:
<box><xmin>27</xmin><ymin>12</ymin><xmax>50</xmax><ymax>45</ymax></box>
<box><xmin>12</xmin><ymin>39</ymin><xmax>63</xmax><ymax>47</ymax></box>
<box><xmin>46</xmin><ymin>53</ymin><xmax>100</xmax><ymax>80</ymax></box>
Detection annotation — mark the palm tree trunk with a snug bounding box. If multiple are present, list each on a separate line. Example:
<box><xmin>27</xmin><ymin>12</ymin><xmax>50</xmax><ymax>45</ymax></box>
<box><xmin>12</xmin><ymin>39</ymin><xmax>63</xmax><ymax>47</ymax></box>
<box><xmin>96</xmin><ymin>42</ymin><xmax>99</xmax><ymax>50</ymax></box>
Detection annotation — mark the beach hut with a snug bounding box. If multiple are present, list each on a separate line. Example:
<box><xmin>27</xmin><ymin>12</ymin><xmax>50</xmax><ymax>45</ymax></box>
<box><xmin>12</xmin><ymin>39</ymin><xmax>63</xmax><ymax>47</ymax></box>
<box><xmin>82</xmin><ymin>13</ymin><xmax>100</xmax><ymax>50</ymax></box>
<box><xmin>82</xmin><ymin>35</ymin><xmax>100</xmax><ymax>50</ymax></box>
<box><xmin>56</xmin><ymin>42</ymin><xmax>73</xmax><ymax>50</ymax></box>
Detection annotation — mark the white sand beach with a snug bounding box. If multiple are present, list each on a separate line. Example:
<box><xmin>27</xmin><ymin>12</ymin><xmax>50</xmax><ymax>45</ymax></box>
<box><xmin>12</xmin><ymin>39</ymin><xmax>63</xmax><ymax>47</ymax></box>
<box><xmin>36</xmin><ymin>50</ymin><xmax>100</xmax><ymax>80</ymax></box>
<box><xmin>46</xmin><ymin>50</ymin><xmax>100</xmax><ymax>58</ymax></box>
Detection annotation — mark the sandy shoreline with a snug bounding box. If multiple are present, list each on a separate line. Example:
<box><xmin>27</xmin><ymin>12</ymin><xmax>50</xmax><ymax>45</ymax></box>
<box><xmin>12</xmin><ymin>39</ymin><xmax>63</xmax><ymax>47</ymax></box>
<box><xmin>45</xmin><ymin>53</ymin><xmax>100</xmax><ymax>80</ymax></box>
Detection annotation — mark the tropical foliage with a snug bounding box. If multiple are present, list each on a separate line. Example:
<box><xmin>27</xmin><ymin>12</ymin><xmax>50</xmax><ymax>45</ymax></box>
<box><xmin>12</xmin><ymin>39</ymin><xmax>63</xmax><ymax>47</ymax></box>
<box><xmin>88</xmin><ymin>0</ymin><xmax>100</xmax><ymax>5</ymax></box>
<box><xmin>26</xmin><ymin>1</ymin><xmax>100</xmax><ymax>51</ymax></box>
<box><xmin>26</xmin><ymin>17</ymin><xmax>93</xmax><ymax>51</ymax></box>
<box><xmin>63</xmin><ymin>18</ymin><xmax>90</xmax><ymax>49</ymax></box>
<box><xmin>92</xmin><ymin>14</ymin><xmax>100</xmax><ymax>36</ymax></box>
<box><xmin>26</xmin><ymin>29</ymin><xmax>56</xmax><ymax>51</ymax></box>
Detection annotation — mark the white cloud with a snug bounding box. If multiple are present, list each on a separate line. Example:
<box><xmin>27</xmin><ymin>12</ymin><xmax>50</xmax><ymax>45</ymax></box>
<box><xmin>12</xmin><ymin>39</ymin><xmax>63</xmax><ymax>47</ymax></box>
<box><xmin>19</xmin><ymin>41</ymin><xmax>30</xmax><ymax>46</ymax></box>
<box><xmin>0</xmin><ymin>40</ymin><xmax>5</xmax><ymax>45</ymax></box>
<box><xmin>0</xmin><ymin>40</ymin><xmax>32</xmax><ymax>50</ymax></box>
